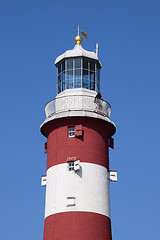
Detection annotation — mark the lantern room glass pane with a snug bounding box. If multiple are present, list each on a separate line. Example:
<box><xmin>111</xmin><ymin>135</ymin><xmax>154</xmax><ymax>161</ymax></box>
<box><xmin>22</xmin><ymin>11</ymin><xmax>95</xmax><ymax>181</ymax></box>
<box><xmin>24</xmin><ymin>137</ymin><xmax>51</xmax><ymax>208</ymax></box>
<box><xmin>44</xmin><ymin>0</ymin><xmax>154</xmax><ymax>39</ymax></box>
<box><xmin>74</xmin><ymin>79</ymin><xmax>81</xmax><ymax>88</ymax></box>
<box><xmin>58</xmin><ymin>74</ymin><xmax>61</xmax><ymax>84</ymax></box>
<box><xmin>90</xmin><ymin>61</ymin><xmax>95</xmax><ymax>71</ymax></box>
<box><xmin>89</xmin><ymin>81</ymin><xmax>95</xmax><ymax>90</ymax></box>
<box><xmin>90</xmin><ymin>71</ymin><xmax>95</xmax><ymax>81</ymax></box>
<box><xmin>66</xmin><ymin>70</ymin><xmax>73</xmax><ymax>80</ymax></box>
<box><xmin>83</xmin><ymin>59</ymin><xmax>88</xmax><ymax>69</ymax></box>
<box><xmin>58</xmin><ymin>64</ymin><xmax>61</xmax><ymax>75</ymax></box>
<box><xmin>62</xmin><ymin>81</ymin><xmax>65</xmax><ymax>91</ymax></box>
<box><xmin>83</xmin><ymin>69</ymin><xmax>88</xmax><ymax>79</ymax></box>
<box><xmin>62</xmin><ymin>61</ymin><xmax>65</xmax><ymax>72</ymax></box>
<box><xmin>66</xmin><ymin>59</ymin><xmax>73</xmax><ymax>70</ymax></box>
<box><xmin>62</xmin><ymin>72</ymin><xmax>65</xmax><ymax>81</ymax></box>
<box><xmin>75</xmin><ymin>58</ymin><xmax>81</xmax><ymax>69</ymax></box>
<box><xmin>66</xmin><ymin>80</ymin><xmax>73</xmax><ymax>89</ymax></box>
<box><xmin>83</xmin><ymin>79</ymin><xmax>88</xmax><ymax>89</ymax></box>
<box><xmin>75</xmin><ymin>69</ymin><xmax>81</xmax><ymax>79</ymax></box>
<box><xmin>58</xmin><ymin>84</ymin><xmax>61</xmax><ymax>94</ymax></box>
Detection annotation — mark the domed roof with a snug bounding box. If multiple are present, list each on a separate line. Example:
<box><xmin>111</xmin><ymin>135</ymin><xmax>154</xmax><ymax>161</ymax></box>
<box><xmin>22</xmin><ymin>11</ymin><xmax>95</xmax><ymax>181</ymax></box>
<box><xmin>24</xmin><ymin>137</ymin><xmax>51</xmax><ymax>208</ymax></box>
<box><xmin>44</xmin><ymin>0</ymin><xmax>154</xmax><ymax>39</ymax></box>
<box><xmin>55</xmin><ymin>43</ymin><xmax>102</xmax><ymax>67</ymax></box>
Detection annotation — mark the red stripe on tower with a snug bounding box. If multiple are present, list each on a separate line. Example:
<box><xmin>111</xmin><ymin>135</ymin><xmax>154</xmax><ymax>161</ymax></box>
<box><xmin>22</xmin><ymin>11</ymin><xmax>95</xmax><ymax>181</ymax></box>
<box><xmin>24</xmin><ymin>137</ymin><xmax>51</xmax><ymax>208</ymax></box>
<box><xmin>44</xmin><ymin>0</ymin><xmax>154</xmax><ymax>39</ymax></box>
<box><xmin>43</xmin><ymin>212</ymin><xmax>112</xmax><ymax>240</ymax></box>
<box><xmin>40</xmin><ymin>31</ymin><xmax>116</xmax><ymax>240</ymax></box>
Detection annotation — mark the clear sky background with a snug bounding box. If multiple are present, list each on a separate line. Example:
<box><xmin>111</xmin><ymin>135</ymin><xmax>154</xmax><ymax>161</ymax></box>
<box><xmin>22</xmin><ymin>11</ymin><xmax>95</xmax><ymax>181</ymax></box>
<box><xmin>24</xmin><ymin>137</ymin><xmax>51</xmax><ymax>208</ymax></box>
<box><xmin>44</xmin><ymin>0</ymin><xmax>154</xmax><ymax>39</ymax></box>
<box><xmin>0</xmin><ymin>0</ymin><xmax>159</xmax><ymax>239</ymax></box>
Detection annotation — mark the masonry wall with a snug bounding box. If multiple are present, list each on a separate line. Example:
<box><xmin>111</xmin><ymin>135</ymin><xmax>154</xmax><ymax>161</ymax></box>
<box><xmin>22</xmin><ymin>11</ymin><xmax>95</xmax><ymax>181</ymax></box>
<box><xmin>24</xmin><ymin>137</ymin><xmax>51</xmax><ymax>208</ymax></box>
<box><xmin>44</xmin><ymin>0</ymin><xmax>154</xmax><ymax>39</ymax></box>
<box><xmin>42</xmin><ymin>117</ymin><xmax>115</xmax><ymax>240</ymax></box>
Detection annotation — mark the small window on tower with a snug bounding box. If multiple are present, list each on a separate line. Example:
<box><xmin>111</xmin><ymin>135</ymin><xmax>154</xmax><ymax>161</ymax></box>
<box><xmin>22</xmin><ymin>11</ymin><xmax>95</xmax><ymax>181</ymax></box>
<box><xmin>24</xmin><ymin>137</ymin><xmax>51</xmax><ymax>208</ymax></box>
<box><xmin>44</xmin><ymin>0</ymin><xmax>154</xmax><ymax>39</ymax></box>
<box><xmin>66</xmin><ymin>197</ymin><xmax>76</xmax><ymax>207</ymax></box>
<box><xmin>68</xmin><ymin>161</ymin><xmax>75</xmax><ymax>171</ymax></box>
<box><xmin>68</xmin><ymin>127</ymin><xmax>75</xmax><ymax>137</ymax></box>
<box><xmin>67</xmin><ymin>160</ymin><xmax>80</xmax><ymax>172</ymax></box>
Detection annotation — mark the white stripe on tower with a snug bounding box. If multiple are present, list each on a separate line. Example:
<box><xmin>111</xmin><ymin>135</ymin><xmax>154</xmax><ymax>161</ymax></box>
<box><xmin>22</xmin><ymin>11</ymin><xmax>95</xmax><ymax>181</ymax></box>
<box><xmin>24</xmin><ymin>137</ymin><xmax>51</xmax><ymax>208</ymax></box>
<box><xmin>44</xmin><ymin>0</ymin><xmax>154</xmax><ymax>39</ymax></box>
<box><xmin>45</xmin><ymin>162</ymin><xmax>111</xmax><ymax>219</ymax></box>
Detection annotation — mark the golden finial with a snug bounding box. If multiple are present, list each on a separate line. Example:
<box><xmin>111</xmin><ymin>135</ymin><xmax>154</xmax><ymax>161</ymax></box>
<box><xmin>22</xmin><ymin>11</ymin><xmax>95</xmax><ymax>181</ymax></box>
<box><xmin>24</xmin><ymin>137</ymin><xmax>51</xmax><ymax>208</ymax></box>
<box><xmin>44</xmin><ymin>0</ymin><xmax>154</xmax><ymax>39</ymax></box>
<box><xmin>74</xmin><ymin>25</ymin><xmax>88</xmax><ymax>44</ymax></box>
<box><xmin>75</xmin><ymin>35</ymin><xmax>82</xmax><ymax>44</ymax></box>
<box><xmin>75</xmin><ymin>25</ymin><xmax>82</xmax><ymax>44</ymax></box>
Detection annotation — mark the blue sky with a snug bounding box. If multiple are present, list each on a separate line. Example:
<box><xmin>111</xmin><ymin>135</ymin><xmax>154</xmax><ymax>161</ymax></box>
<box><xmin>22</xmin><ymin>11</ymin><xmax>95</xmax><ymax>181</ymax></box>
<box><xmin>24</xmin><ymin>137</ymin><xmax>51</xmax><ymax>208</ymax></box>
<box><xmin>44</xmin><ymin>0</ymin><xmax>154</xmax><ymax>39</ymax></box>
<box><xmin>0</xmin><ymin>0</ymin><xmax>159</xmax><ymax>239</ymax></box>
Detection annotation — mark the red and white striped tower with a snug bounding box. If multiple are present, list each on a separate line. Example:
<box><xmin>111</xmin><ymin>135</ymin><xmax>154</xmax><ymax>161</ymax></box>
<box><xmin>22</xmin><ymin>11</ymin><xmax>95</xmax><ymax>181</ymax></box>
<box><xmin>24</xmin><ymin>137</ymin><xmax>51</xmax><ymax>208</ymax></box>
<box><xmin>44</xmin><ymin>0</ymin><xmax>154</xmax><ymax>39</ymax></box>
<box><xmin>40</xmin><ymin>32</ymin><xmax>116</xmax><ymax>240</ymax></box>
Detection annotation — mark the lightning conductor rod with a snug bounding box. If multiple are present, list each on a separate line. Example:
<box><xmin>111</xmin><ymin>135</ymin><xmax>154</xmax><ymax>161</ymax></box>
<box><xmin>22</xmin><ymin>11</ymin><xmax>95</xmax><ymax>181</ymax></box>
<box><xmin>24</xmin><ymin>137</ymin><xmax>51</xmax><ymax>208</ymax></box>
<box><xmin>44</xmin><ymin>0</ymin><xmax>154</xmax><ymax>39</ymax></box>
<box><xmin>78</xmin><ymin>25</ymin><xmax>80</xmax><ymax>36</ymax></box>
<box><xmin>96</xmin><ymin>43</ymin><xmax>99</xmax><ymax>57</ymax></box>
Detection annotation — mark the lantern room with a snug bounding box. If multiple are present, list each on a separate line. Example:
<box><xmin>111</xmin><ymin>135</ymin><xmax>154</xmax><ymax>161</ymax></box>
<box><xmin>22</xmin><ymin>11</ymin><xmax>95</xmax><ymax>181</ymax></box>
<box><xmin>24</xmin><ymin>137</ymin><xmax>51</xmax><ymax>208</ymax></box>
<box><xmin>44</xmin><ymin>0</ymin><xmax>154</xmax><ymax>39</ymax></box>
<box><xmin>55</xmin><ymin>40</ymin><xmax>102</xmax><ymax>94</ymax></box>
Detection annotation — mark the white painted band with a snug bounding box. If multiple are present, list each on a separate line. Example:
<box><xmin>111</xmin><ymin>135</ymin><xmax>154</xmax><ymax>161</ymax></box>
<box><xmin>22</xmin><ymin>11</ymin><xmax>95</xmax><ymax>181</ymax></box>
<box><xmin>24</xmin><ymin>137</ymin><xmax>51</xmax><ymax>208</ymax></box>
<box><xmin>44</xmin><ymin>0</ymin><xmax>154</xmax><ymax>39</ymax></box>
<box><xmin>45</xmin><ymin>162</ymin><xmax>111</xmax><ymax>219</ymax></box>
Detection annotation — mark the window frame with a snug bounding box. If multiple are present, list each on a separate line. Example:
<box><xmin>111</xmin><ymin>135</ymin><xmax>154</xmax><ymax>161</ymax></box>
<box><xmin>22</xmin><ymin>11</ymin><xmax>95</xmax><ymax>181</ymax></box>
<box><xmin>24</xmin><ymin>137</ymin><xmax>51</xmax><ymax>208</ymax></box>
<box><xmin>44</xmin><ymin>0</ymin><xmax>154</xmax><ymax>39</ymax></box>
<box><xmin>66</xmin><ymin>197</ymin><xmax>76</xmax><ymax>207</ymax></box>
<box><xmin>68</xmin><ymin>161</ymin><xmax>75</xmax><ymax>172</ymax></box>
<box><xmin>68</xmin><ymin>127</ymin><xmax>75</xmax><ymax>137</ymax></box>
<box><xmin>67</xmin><ymin>159</ymin><xmax>80</xmax><ymax>172</ymax></box>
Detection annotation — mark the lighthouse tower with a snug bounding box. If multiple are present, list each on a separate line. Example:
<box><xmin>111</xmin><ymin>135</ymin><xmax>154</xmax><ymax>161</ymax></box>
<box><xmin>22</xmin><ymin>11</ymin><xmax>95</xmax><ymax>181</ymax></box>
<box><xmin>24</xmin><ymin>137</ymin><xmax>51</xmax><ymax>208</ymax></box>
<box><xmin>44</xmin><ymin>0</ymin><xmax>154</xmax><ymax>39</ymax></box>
<box><xmin>40</xmin><ymin>32</ymin><xmax>116</xmax><ymax>240</ymax></box>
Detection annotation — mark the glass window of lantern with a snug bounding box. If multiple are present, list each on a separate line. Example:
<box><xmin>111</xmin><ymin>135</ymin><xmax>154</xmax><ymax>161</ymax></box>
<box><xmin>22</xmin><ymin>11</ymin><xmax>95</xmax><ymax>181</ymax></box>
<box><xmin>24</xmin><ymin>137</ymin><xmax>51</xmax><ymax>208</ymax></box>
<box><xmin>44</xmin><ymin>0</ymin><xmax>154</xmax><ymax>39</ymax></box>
<box><xmin>62</xmin><ymin>72</ymin><xmax>65</xmax><ymax>81</ymax></box>
<box><xmin>90</xmin><ymin>61</ymin><xmax>95</xmax><ymax>71</ymax></box>
<box><xmin>83</xmin><ymin>69</ymin><xmax>88</xmax><ymax>79</ymax></box>
<box><xmin>58</xmin><ymin>64</ymin><xmax>61</xmax><ymax>75</ymax></box>
<box><xmin>83</xmin><ymin>69</ymin><xmax>88</xmax><ymax>89</ymax></box>
<box><xmin>66</xmin><ymin>59</ymin><xmax>73</xmax><ymax>70</ymax></box>
<box><xmin>90</xmin><ymin>71</ymin><xmax>95</xmax><ymax>81</ymax></box>
<box><xmin>66</xmin><ymin>69</ymin><xmax>73</xmax><ymax>80</ymax></box>
<box><xmin>58</xmin><ymin>84</ymin><xmax>61</xmax><ymax>94</ymax></box>
<box><xmin>75</xmin><ymin>69</ymin><xmax>81</xmax><ymax>79</ymax></box>
<box><xmin>62</xmin><ymin>61</ymin><xmax>65</xmax><ymax>72</ymax></box>
<box><xmin>62</xmin><ymin>81</ymin><xmax>65</xmax><ymax>91</ymax></box>
<box><xmin>74</xmin><ymin>79</ymin><xmax>81</xmax><ymax>88</ymax></box>
<box><xmin>58</xmin><ymin>74</ymin><xmax>61</xmax><ymax>85</ymax></box>
<box><xmin>89</xmin><ymin>81</ymin><xmax>95</xmax><ymax>90</ymax></box>
<box><xmin>75</xmin><ymin>58</ymin><xmax>81</xmax><ymax>69</ymax></box>
<box><xmin>83</xmin><ymin>79</ymin><xmax>88</xmax><ymax>89</ymax></box>
<box><xmin>66</xmin><ymin>79</ymin><xmax>73</xmax><ymax>89</ymax></box>
<box><xmin>83</xmin><ymin>59</ymin><xmax>88</xmax><ymax>69</ymax></box>
<box><xmin>57</xmin><ymin>58</ymin><xmax>100</xmax><ymax>93</ymax></box>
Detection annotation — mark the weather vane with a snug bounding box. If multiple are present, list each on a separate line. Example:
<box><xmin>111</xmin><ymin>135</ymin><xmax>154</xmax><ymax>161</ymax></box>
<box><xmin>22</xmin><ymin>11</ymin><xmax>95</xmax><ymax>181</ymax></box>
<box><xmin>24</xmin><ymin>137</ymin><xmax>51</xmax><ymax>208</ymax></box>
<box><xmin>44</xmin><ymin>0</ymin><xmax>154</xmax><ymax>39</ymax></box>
<box><xmin>74</xmin><ymin>25</ymin><xmax>88</xmax><ymax>44</ymax></box>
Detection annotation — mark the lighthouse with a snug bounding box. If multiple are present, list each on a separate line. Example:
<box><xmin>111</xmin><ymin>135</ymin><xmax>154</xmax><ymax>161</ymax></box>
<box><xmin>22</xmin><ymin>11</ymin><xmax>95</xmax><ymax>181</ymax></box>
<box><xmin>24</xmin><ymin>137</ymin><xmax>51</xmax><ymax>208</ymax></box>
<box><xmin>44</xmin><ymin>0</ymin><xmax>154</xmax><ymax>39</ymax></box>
<box><xmin>40</xmin><ymin>30</ymin><xmax>117</xmax><ymax>240</ymax></box>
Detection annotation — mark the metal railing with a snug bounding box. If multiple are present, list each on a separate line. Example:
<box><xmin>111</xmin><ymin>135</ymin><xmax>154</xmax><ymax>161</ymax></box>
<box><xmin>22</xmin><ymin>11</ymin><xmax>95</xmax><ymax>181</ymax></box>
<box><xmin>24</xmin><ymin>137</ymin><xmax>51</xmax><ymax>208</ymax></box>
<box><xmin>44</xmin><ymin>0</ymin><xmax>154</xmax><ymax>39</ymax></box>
<box><xmin>45</xmin><ymin>95</ymin><xmax>111</xmax><ymax>119</ymax></box>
